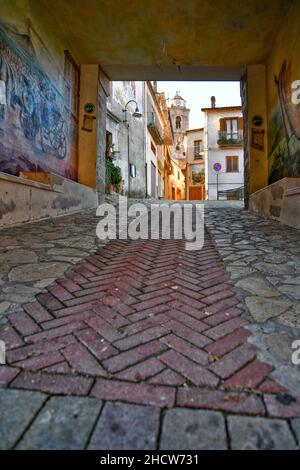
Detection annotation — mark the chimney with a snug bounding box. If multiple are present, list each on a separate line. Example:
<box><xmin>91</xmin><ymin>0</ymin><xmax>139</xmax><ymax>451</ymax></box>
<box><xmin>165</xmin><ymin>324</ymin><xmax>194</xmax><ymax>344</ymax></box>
<box><xmin>153</xmin><ymin>81</ymin><xmax>157</xmax><ymax>92</ymax></box>
<box><xmin>211</xmin><ymin>96</ymin><xmax>216</xmax><ymax>108</ymax></box>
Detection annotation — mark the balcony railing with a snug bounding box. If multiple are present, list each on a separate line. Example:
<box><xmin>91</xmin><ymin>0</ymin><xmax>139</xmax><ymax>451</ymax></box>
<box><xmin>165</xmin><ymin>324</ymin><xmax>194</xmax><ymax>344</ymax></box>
<box><xmin>147</xmin><ymin>112</ymin><xmax>163</xmax><ymax>145</ymax></box>
<box><xmin>194</xmin><ymin>153</ymin><xmax>204</xmax><ymax>161</ymax></box>
<box><xmin>217</xmin><ymin>131</ymin><xmax>243</xmax><ymax>146</ymax></box>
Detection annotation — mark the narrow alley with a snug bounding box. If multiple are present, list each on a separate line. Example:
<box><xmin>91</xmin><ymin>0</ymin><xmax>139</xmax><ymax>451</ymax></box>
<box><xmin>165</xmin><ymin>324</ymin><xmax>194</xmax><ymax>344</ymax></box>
<box><xmin>1</xmin><ymin>0</ymin><xmax>300</xmax><ymax>454</ymax></box>
<box><xmin>1</xmin><ymin>200</ymin><xmax>300</xmax><ymax>450</ymax></box>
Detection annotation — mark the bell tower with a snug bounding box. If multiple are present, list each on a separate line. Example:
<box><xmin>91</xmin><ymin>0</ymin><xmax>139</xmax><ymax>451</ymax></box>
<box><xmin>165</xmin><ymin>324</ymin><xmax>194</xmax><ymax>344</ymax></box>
<box><xmin>168</xmin><ymin>92</ymin><xmax>190</xmax><ymax>166</ymax></box>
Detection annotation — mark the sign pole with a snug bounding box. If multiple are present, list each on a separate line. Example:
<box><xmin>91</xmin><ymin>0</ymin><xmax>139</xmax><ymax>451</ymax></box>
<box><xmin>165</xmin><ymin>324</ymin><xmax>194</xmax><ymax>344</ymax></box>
<box><xmin>213</xmin><ymin>163</ymin><xmax>222</xmax><ymax>201</ymax></box>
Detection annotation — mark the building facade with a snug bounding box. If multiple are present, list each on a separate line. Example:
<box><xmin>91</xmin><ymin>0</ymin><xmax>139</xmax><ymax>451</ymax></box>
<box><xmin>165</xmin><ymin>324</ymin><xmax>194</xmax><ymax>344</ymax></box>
<box><xmin>2</xmin><ymin>0</ymin><xmax>299</xmax><ymax>228</ymax></box>
<box><xmin>145</xmin><ymin>82</ymin><xmax>184</xmax><ymax>200</ymax></box>
<box><xmin>202</xmin><ymin>100</ymin><xmax>244</xmax><ymax>200</ymax></box>
<box><xmin>105</xmin><ymin>81</ymin><xmax>184</xmax><ymax>200</ymax></box>
<box><xmin>185</xmin><ymin>128</ymin><xmax>206</xmax><ymax>200</ymax></box>
<box><xmin>168</xmin><ymin>93</ymin><xmax>190</xmax><ymax>169</ymax></box>
<box><xmin>106</xmin><ymin>81</ymin><xmax>145</xmax><ymax>197</ymax></box>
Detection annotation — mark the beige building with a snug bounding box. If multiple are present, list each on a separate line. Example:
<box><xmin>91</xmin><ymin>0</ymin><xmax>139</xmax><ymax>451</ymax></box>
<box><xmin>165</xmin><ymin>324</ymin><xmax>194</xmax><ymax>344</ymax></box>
<box><xmin>185</xmin><ymin>128</ymin><xmax>206</xmax><ymax>200</ymax></box>
<box><xmin>168</xmin><ymin>93</ymin><xmax>190</xmax><ymax>169</ymax></box>
<box><xmin>145</xmin><ymin>82</ymin><xmax>178</xmax><ymax>199</ymax></box>
<box><xmin>164</xmin><ymin>158</ymin><xmax>185</xmax><ymax>200</ymax></box>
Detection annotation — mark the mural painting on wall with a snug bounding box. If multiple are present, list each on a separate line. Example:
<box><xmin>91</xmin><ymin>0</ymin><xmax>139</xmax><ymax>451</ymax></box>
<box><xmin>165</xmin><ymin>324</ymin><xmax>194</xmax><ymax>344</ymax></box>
<box><xmin>191</xmin><ymin>164</ymin><xmax>205</xmax><ymax>185</ymax></box>
<box><xmin>269</xmin><ymin>60</ymin><xmax>300</xmax><ymax>184</ymax></box>
<box><xmin>0</xmin><ymin>21</ymin><xmax>78</xmax><ymax>180</ymax></box>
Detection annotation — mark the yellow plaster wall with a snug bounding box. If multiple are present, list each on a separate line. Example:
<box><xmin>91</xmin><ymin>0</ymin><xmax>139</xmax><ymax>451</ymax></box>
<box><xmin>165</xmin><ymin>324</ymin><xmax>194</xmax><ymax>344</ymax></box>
<box><xmin>37</xmin><ymin>0</ymin><xmax>288</xmax><ymax>67</ymax></box>
<box><xmin>247</xmin><ymin>65</ymin><xmax>268</xmax><ymax>194</ymax></box>
<box><xmin>78</xmin><ymin>64</ymin><xmax>99</xmax><ymax>189</ymax></box>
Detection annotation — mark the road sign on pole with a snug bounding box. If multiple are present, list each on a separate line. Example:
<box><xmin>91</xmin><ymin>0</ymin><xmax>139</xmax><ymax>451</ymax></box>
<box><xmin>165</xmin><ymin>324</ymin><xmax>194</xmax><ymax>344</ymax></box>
<box><xmin>213</xmin><ymin>162</ymin><xmax>222</xmax><ymax>173</ymax></box>
<box><xmin>213</xmin><ymin>163</ymin><xmax>222</xmax><ymax>200</ymax></box>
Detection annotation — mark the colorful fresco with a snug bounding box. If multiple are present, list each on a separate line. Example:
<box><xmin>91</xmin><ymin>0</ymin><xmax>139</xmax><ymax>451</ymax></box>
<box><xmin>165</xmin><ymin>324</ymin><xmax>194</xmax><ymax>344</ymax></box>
<box><xmin>191</xmin><ymin>164</ymin><xmax>205</xmax><ymax>185</ymax></box>
<box><xmin>0</xmin><ymin>21</ymin><xmax>78</xmax><ymax>180</ymax></box>
<box><xmin>268</xmin><ymin>60</ymin><xmax>300</xmax><ymax>184</ymax></box>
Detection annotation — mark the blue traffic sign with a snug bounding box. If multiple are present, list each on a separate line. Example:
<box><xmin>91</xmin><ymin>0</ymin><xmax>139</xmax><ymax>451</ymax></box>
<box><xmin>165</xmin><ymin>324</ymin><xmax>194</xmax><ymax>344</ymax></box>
<box><xmin>213</xmin><ymin>162</ymin><xmax>222</xmax><ymax>172</ymax></box>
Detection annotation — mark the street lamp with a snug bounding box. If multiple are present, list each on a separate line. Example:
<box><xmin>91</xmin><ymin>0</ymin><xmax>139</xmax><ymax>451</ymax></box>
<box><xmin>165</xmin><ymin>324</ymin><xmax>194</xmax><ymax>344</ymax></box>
<box><xmin>123</xmin><ymin>99</ymin><xmax>142</xmax><ymax>123</ymax></box>
<box><xmin>122</xmin><ymin>100</ymin><xmax>142</xmax><ymax>196</ymax></box>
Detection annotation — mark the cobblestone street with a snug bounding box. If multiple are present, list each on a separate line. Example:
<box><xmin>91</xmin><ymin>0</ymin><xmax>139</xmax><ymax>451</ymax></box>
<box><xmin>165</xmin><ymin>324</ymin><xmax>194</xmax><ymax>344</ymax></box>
<box><xmin>1</xmin><ymin>201</ymin><xmax>300</xmax><ymax>450</ymax></box>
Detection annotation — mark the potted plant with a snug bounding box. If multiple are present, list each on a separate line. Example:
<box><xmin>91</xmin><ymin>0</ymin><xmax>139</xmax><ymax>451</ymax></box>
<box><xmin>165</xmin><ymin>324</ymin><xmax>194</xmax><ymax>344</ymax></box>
<box><xmin>105</xmin><ymin>157</ymin><xmax>122</xmax><ymax>193</ymax></box>
<box><xmin>112</xmin><ymin>164</ymin><xmax>122</xmax><ymax>193</ymax></box>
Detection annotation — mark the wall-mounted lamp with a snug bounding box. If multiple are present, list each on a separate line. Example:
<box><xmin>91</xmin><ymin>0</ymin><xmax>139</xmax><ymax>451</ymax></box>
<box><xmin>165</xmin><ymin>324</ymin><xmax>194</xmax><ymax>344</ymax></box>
<box><xmin>123</xmin><ymin>99</ymin><xmax>142</xmax><ymax>123</ymax></box>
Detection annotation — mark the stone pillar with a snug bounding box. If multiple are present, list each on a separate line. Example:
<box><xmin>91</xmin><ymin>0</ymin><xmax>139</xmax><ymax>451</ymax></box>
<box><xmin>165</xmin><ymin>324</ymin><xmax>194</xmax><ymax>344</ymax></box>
<box><xmin>78</xmin><ymin>65</ymin><xmax>99</xmax><ymax>189</ymax></box>
<box><xmin>97</xmin><ymin>69</ymin><xmax>110</xmax><ymax>203</ymax></box>
<box><xmin>242</xmin><ymin>65</ymin><xmax>268</xmax><ymax>207</ymax></box>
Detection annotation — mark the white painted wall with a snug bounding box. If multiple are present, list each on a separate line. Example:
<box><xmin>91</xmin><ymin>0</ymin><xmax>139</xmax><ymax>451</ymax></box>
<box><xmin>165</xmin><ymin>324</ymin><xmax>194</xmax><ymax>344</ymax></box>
<box><xmin>145</xmin><ymin>84</ymin><xmax>167</xmax><ymax>198</ymax></box>
<box><xmin>106</xmin><ymin>81</ymin><xmax>146</xmax><ymax>197</ymax></box>
<box><xmin>204</xmin><ymin>109</ymin><xmax>244</xmax><ymax>200</ymax></box>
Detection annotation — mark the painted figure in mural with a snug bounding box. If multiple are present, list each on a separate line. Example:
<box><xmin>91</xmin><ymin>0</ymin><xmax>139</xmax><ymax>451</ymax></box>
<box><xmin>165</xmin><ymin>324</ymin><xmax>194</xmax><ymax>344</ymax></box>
<box><xmin>275</xmin><ymin>60</ymin><xmax>300</xmax><ymax>156</ymax></box>
<box><xmin>10</xmin><ymin>75</ymin><xmax>67</xmax><ymax>159</ymax></box>
<box><xmin>0</xmin><ymin>19</ymin><xmax>70</xmax><ymax>179</ymax></box>
<box><xmin>269</xmin><ymin>60</ymin><xmax>300</xmax><ymax>183</ymax></box>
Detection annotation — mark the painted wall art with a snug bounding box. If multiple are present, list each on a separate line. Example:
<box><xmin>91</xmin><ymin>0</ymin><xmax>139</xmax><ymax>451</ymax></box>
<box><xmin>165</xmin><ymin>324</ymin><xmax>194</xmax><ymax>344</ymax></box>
<box><xmin>0</xmin><ymin>21</ymin><xmax>78</xmax><ymax>180</ymax></box>
<box><xmin>268</xmin><ymin>60</ymin><xmax>300</xmax><ymax>183</ymax></box>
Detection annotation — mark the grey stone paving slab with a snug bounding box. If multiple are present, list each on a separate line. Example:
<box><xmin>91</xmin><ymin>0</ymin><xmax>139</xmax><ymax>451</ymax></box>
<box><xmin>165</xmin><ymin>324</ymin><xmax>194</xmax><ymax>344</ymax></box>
<box><xmin>17</xmin><ymin>396</ymin><xmax>102</xmax><ymax>450</ymax></box>
<box><xmin>160</xmin><ymin>408</ymin><xmax>227</xmax><ymax>450</ymax></box>
<box><xmin>204</xmin><ymin>202</ymin><xmax>300</xmax><ymax>398</ymax></box>
<box><xmin>245</xmin><ymin>296</ymin><xmax>291</xmax><ymax>323</ymax></box>
<box><xmin>0</xmin><ymin>389</ymin><xmax>47</xmax><ymax>450</ymax></box>
<box><xmin>235</xmin><ymin>277</ymin><xmax>279</xmax><ymax>297</ymax></box>
<box><xmin>291</xmin><ymin>418</ymin><xmax>300</xmax><ymax>445</ymax></box>
<box><xmin>88</xmin><ymin>402</ymin><xmax>160</xmax><ymax>450</ymax></box>
<box><xmin>227</xmin><ymin>416</ymin><xmax>297</xmax><ymax>450</ymax></box>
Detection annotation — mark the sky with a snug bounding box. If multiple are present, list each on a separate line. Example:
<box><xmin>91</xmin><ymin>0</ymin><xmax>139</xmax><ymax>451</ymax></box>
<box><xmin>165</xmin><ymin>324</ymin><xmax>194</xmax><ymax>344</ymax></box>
<box><xmin>157</xmin><ymin>81</ymin><xmax>241</xmax><ymax>129</ymax></box>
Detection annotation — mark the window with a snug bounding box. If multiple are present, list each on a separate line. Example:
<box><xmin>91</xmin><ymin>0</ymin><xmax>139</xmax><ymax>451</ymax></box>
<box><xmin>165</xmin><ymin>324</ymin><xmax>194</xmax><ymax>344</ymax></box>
<box><xmin>225</xmin><ymin>119</ymin><xmax>238</xmax><ymax>138</ymax></box>
<box><xmin>176</xmin><ymin>116</ymin><xmax>181</xmax><ymax>129</ymax></box>
<box><xmin>226</xmin><ymin>155</ymin><xmax>239</xmax><ymax>172</ymax></box>
<box><xmin>220</xmin><ymin>117</ymin><xmax>243</xmax><ymax>140</ymax></box>
<box><xmin>194</xmin><ymin>140</ymin><xmax>203</xmax><ymax>159</ymax></box>
<box><xmin>64</xmin><ymin>51</ymin><xmax>79</xmax><ymax>118</ymax></box>
<box><xmin>64</xmin><ymin>51</ymin><xmax>79</xmax><ymax>165</ymax></box>
<box><xmin>178</xmin><ymin>171</ymin><xmax>180</xmax><ymax>180</ymax></box>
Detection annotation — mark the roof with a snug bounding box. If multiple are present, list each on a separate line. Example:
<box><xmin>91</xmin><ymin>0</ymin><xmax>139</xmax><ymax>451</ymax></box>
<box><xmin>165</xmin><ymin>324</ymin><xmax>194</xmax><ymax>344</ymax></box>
<box><xmin>186</xmin><ymin>127</ymin><xmax>204</xmax><ymax>133</ymax></box>
<box><xmin>201</xmin><ymin>105</ymin><xmax>242</xmax><ymax>112</ymax></box>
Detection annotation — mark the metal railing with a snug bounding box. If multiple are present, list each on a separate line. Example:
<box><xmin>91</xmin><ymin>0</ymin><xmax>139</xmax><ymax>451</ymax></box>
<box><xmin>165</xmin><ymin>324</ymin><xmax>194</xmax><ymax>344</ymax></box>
<box><xmin>147</xmin><ymin>112</ymin><xmax>163</xmax><ymax>144</ymax></box>
<box><xmin>217</xmin><ymin>130</ymin><xmax>243</xmax><ymax>146</ymax></box>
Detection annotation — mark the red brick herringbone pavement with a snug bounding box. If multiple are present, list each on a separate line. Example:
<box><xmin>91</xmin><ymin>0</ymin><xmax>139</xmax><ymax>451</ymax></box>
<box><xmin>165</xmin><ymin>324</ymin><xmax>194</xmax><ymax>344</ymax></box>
<box><xmin>1</xmin><ymin>232</ymin><xmax>295</xmax><ymax>417</ymax></box>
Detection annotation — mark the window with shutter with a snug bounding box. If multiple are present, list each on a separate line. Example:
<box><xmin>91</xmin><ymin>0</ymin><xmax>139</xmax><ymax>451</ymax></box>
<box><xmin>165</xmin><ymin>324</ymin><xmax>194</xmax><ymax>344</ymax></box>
<box><xmin>194</xmin><ymin>140</ymin><xmax>202</xmax><ymax>159</ymax></box>
<box><xmin>63</xmin><ymin>51</ymin><xmax>79</xmax><ymax>173</ymax></box>
<box><xmin>226</xmin><ymin>155</ymin><xmax>239</xmax><ymax>172</ymax></box>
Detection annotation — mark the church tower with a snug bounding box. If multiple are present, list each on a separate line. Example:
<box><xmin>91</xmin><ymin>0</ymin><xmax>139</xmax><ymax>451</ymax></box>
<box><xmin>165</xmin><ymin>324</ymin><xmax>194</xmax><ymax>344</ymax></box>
<box><xmin>168</xmin><ymin>92</ymin><xmax>190</xmax><ymax>166</ymax></box>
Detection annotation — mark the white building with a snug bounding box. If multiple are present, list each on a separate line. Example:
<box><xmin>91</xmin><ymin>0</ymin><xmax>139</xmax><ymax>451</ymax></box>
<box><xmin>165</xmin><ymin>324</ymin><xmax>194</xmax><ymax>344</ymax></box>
<box><xmin>202</xmin><ymin>98</ymin><xmax>244</xmax><ymax>200</ymax></box>
<box><xmin>145</xmin><ymin>82</ymin><xmax>166</xmax><ymax>198</ymax></box>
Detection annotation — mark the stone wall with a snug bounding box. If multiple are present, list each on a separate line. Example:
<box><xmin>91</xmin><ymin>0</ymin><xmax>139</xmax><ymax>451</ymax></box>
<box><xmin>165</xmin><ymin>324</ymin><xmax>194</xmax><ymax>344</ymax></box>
<box><xmin>249</xmin><ymin>177</ymin><xmax>300</xmax><ymax>229</ymax></box>
<box><xmin>241</xmin><ymin>73</ymin><xmax>250</xmax><ymax>208</ymax></box>
<box><xmin>0</xmin><ymin>172</ymin><xmax>97</xmax><ymax>228</ymax></box>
